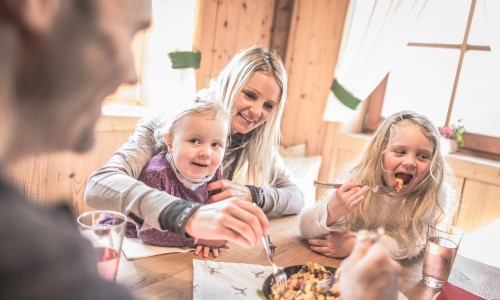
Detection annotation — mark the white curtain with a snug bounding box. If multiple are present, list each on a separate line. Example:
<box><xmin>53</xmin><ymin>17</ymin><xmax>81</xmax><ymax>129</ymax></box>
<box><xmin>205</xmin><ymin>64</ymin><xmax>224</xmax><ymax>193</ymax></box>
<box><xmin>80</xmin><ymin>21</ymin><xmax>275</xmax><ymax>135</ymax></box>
<box><xmin>323</xmin><ymin>0</ymin><xmax>426</xmax><ymax>123</ymax></box>
<box><xmin>141</xmin><ymin>0</ymin><xmax>198</xmax><ymax>115</ymax></box>
<box><xmin>484</xmin><ymin>0</ymin><xmax>500</xmax><ymax>62</ymax></box>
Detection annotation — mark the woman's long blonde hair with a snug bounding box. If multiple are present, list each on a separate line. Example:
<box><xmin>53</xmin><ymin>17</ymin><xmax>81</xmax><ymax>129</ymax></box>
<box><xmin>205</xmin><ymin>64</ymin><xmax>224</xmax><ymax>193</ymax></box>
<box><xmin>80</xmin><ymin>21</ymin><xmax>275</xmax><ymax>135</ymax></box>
<box><xmin>211</xmin><ymin>46</ymin><xmax>288</xmax><ymax>186</ymax></box>
<box><xmin>345</xmin><ymin>111</ymin><xmax>455</xmax><ymax>258</ymax></box>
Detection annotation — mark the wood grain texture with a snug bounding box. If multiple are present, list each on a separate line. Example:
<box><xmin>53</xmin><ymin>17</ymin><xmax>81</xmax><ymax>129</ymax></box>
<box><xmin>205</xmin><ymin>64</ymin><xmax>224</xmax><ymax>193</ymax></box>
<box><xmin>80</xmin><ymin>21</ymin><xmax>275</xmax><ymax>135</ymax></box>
<box><xmin>457</xmin><ymin>179</ymin><xmax>500</xmax><ymax>232</ymax></box>
<box><xmin>282</xmin><ymin>0</ymin><xmax>349</xmax><ymax>147</ymax></box>
<box><xmin>117</xmin><ymin>215</ymin><xmax>499</xmax><ymax>300</ymax></box>
<box><xmin>4</xmin><ymin>116</ymin><xmax>140</xmax><ymax>216</ymax></box>
<box><xmin>270</xmin><ymin>0</ymin><xmax>294</xmax><ymax>59</ymax></box>
<box><xmin>194</xmin><ymin>0</ymin><xmax>275</xmax><ymax>90</ymax></box>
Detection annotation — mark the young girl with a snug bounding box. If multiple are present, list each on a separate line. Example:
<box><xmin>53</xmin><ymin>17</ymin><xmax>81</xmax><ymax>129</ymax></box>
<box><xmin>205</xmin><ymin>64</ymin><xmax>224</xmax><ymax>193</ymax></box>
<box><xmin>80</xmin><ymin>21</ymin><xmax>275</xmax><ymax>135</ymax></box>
<box><xmin>128</xmin><ymin>99</ymin><xmax>232</xmax><ymax>258</ymax></box>
<box><xmin>299</xmin><ymin>111</ymin><xmax>457</xmax><ymax>260</ymax></box>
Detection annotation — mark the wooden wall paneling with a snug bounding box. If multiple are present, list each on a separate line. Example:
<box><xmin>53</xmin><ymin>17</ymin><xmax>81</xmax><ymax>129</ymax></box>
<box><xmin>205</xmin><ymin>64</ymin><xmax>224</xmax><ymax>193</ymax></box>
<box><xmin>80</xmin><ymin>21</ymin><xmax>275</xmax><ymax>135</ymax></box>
<box><xmin>270</xmin><ymin>0</ymin><xmax>295</xmax><ymax>59</ymax></box>
<box><xmin>5</xmin><ymin>154</ymin><xmax>47</xmax><ymax>202</ymax></box>
<box><xmin>233</xmin><ymin>0</ymin><xmax>274</xmax><ymax>51</ymax></box>
<box><xmin>209</xmin><ymin>0</ymin><xmax>235</xmax><ymax>72</ymax></box>
<box><xmin>451</xmin><ymin>176</ymin><xmax>465</xmax><ymax>226</ymax></box>
<box><xmin>457</xmin><ymin>179</ymin><xmax>500</xmax><ymax>232</ymax></box>
<box><xmin>446</xmin><ymin>155</ymin><xmax>500</xmax><ymax>187</ymax></box>
<box><xmin>282</xmin><ymin>0</ymin><xmax>349</xmax><ymax>157</ymax></box>
<box><xmin>4</xmin><ymin>116</ymin><xmax>139</xmax><ymax>216</ymax></box>
<box><xmin>194</xmin><ymin>0</ymin><xmax>275</xmax><ymax>90</ymax></box>
<box><xmin>194</xmin><ymin>0</ymin><xmax>219</xmax><ymax>89</ymax></box>
<box><xmin>316</xmin><ymin>122</ymin><xmax>342</xmax><ymax>197</ymax></box>
<box><xmin>282</xmin><ymin>0</ymin><xmax>315</xmax><ymax>147</ymax></box>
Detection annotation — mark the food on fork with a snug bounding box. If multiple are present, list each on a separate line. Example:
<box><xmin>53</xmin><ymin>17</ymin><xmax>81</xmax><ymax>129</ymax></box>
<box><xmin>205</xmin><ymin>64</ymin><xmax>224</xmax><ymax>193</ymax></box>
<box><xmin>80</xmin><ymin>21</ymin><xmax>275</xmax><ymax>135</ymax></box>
<box><xmin>394</xmin><ymin>178</ymin><xmax>403</xmax><ymax>192</ymax></box>
<box><xmin>269</xmin><ymin>262</ymin><xmax>340</xmax><ymax>300</ymax></box>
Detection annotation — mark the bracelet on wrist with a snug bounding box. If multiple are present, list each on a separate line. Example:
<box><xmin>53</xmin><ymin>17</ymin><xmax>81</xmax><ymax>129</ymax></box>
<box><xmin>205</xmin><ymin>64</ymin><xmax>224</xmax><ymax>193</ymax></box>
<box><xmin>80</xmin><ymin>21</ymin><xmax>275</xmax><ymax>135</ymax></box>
<box><xmin>245</xmin><ymin>185</ymin><xmax>265</xmax><ymax>208</ymax></box>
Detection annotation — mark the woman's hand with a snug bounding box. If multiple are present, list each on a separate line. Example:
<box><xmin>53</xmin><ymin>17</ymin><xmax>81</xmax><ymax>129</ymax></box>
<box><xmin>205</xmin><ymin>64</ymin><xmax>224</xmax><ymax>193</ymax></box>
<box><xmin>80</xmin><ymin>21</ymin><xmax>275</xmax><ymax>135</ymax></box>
<box><xmin>339</xmin><ymin>231</ymin><xmax>401</xmax><ymax>300</ymax></box>
<box><xmin>207</xmin><ymin>179</ymin><xmax>252</xmax><ymax>203</ymax></box>
<box><xmin>307</xmin><ymin>231</ymin><xmax>356</xmax><ymax>258</ymax></box>
<box><xmin>326</xmin><ymin>180</ymin><xmax>370</xmax><ymax>225</ymax></box>
<box><xmin>185</xmin><ymin>198</ymin><xmax>269</xmax><ymax>248</ymax></box>
<box><xmin>194</xmin><ymin>239</ymin><xmax>230</xmax><ymax>258</ymax></box>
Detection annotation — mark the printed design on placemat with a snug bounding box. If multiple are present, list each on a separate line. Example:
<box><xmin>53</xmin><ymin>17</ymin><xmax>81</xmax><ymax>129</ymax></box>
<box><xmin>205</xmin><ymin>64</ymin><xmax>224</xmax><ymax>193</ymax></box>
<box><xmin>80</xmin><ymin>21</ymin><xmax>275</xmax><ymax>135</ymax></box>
<box><xmin>193</xmin><ymin>259</ymin><xmax>273</xmax><ymax>300</ymax></box>
<box><xmin>231</xmin><ymin>285</ymin><xmax>248</xmax><ymax>296</ymax></box>
<box><xmin>207</xmin><ymin>265</ymin><xmax>222</xmax><ymax>275</ymax></box>
<box><xmin>252</xmin><ymin>271</ymin><xmax>266</xmax><ymax>279</ymax></box>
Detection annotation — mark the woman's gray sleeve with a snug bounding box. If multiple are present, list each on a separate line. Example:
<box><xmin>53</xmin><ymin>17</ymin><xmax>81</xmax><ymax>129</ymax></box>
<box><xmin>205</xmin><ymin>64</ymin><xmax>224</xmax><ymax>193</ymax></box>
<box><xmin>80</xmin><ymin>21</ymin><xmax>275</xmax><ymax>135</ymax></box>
<box><xmin>261</xmin><ymin>153</ymin><xmax>305</xmax><ymax>215</ymax></box>
<box><xmin>84</xmin><ymin>117</ymin><xmax>183</xmax><ymax>231</ymax></box>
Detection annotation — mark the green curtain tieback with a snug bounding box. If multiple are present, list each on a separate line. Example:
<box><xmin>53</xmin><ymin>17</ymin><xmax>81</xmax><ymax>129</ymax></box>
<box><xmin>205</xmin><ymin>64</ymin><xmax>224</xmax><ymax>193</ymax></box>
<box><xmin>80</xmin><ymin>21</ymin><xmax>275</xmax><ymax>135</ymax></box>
<box><xmin>168</xmin><ymin>51</ymin><xmax>201</xmax><ymax>69</ymax></box>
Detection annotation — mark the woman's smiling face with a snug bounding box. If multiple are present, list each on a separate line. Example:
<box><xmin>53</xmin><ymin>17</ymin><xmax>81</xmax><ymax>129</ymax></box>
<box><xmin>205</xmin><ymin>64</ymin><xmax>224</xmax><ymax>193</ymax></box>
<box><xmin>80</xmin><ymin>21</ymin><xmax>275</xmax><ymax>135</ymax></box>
<box><xmin>231</xmin><ymin>71</ymin><xmax>281</xmax><ymax>134</ymax></box>
<box><xmin>382</xmin><ymin>120</ymin><xmax>435</xmax><ymax>195</ymax></box>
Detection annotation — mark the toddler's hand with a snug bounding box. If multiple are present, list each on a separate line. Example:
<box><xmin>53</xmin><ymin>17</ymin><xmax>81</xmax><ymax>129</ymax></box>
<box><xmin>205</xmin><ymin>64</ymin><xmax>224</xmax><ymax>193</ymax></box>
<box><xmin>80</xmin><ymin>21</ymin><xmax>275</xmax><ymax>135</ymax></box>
<box><xmin>194</xmin><ymin>239</ymin><xmax>230</xmax><ymax>258</ymax></box>
<box><xmin>326</xmin><ymin>180</ymin><xmax>370</xmax><ymax>225</ymax></box>
<box><xmin>207</xmin><ymin>179</ymin><xmax>252</xmax><ymax>203</ymax></box>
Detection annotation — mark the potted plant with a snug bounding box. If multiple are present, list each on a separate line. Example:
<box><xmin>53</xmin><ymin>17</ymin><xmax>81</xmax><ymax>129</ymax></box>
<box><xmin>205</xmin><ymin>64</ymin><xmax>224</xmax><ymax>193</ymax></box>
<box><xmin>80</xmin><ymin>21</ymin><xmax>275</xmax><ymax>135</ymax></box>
<box><xmin>438</xmin><ymin>119</ymin><xmax>465</xmax><ymax>153</ymax></box>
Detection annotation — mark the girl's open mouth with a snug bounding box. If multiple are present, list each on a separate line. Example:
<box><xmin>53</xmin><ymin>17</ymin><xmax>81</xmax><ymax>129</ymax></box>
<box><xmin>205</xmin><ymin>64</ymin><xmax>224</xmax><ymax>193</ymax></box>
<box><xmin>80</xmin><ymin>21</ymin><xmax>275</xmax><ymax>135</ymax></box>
<box><xmin>395</xmin><ymin>172</ymin><xmax>413</xmax><ymax>186</ymax></box>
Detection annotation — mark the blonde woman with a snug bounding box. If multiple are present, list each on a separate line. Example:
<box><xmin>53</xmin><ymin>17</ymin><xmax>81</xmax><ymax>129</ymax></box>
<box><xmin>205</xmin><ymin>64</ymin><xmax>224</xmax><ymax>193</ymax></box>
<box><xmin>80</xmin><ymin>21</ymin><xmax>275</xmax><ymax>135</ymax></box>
<box><xmin>85</xmin><ymin>46</ymin><xmax>304</xmax><ymax>247</ymax></box>
<box><xmin>299</xmin><ymin>111</ymin><xmax>457</xmax><ymax>259</ymax></box>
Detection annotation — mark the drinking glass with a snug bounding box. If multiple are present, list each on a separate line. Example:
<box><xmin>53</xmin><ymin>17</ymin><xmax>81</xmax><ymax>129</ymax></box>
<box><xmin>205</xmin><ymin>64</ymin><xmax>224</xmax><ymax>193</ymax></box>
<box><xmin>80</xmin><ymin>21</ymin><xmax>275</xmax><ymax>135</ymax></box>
<box><xmin>77</xmin><ymin>210</ymin><xmax>127</xmax><ymax>281</ymax></box>
<box><xmin>422</xmin><ymin>222</ymin><xmax>464</xmax><ymax>288</ymax></box>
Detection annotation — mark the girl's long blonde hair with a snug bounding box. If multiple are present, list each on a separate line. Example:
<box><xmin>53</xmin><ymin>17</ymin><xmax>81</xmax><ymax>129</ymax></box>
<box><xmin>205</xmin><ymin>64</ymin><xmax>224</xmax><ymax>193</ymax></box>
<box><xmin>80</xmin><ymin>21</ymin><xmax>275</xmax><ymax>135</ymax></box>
<box><xmin>211</xmin><ymin>46</ymin><xmax>288</xmax><ymax>187</ymax></box>
<box><xmin>345</xmin><ymin>111</ymin><xmax>456</xmax><ymax>258</ymax></box>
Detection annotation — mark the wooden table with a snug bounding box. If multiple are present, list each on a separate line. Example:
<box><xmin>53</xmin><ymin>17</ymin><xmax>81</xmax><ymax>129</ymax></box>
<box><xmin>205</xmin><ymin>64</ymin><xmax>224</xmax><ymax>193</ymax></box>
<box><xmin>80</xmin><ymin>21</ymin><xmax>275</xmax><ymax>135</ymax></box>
<box><xmin>117</xmin><ymin>215</ymin><xmax>500</xmax><ymax>300</ymax></box>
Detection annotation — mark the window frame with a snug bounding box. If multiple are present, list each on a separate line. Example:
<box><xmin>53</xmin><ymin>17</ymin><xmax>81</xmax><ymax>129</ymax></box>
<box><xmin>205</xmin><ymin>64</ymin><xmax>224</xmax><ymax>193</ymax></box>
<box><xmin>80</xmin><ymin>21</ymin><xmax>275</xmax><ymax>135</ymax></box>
<box><xmin>362</xmin><ymin>0</ymin><xmax>500</xmax><ymax>160</ymax></box>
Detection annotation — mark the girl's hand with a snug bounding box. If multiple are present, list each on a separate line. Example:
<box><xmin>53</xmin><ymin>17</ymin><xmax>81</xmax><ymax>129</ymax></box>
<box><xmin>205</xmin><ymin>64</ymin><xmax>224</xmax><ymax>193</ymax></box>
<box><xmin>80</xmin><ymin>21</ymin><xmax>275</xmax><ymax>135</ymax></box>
<box><xmin>207</xmin><ymin>179</ymin><xmax>252</xmax><ymax>203</ymax></box>
<box><xmin>194</xmin><ymin>239</ymin><xmax>230</xmax><ymax>258</ymax></box>
<box><xmin>307</xmin><ymin>231</ymin><xmax>356</xmax><ymax>258</ymax></box>
<box><xmin>326</xmin><ymin>180</ymin><xmax>370</xmax><ymax>225</ymax></box>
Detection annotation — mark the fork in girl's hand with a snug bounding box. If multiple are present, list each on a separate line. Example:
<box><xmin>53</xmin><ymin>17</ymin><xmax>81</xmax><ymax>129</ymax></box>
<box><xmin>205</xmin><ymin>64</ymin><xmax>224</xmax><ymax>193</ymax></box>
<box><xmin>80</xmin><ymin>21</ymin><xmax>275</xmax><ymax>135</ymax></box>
<box><xmin>313</xmin><ymin>180</ymin><xmax>394</xmax><ymax>194</ymax></box>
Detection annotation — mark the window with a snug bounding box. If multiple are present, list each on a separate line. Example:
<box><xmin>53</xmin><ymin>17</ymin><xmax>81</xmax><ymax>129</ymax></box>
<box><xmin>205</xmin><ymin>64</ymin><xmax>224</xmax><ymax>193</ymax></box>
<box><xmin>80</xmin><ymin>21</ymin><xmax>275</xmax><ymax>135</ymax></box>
<box><xmin>364</xmin><ymin>0</ymin><xmax>500</xmax><ymax>158</ymax></box>
<box><xmin>103</xmin><ymin>0</ymin><xmax>198</xmax><ymax>116</ymax></box>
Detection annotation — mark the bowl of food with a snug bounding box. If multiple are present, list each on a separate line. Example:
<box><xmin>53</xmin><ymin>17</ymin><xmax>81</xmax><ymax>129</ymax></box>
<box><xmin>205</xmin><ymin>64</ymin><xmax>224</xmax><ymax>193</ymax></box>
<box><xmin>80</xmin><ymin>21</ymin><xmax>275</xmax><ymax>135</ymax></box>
<box><xmin>262</xmin><ymin>262</ymin><xmax>340</xmax><ymax>300</ymax></box>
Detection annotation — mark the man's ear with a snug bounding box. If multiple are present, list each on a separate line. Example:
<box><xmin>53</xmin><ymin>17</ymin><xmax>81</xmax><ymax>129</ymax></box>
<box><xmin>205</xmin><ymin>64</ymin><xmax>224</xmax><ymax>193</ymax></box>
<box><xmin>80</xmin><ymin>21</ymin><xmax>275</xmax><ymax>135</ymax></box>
<box><xmin>165</xmin><ymin>133</ymin><xmax>173</xmax><ymax>152</ymax></box>
<box><xmin>3</xmin><ymin>0</ymin><xmax>61</xmax><ymax>34</ymax></box>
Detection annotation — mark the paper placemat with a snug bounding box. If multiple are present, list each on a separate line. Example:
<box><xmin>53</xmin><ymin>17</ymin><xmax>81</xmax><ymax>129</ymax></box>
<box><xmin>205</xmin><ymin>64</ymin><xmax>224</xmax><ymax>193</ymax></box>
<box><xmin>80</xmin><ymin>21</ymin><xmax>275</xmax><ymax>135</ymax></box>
<box><xmin>193</xmin><ymin>259</ymin><xmax>272</xmax><ymax>299</ymax></box>
<box><xmin>192</xmin><ymin>259</ymin><xmax>408</xmax><ymax>300</ymax></box>
<box><xmin>121</xmin><ymin>237</ymin><xmax>193</xmax><ymax>260</ymax></box>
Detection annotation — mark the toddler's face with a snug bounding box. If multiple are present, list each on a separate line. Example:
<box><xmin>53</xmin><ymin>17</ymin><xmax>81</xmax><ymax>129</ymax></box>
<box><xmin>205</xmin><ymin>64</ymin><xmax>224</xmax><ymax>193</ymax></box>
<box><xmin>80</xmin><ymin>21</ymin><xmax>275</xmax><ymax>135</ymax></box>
<box><xmin>382</xmin><ymin>121</ymin><xmax>434</xmax><ymax>195</ymax></box>
<box><xmin>167</xmin><ymin>114</ymin><xmax>229</xmax><ymax>180</ymax></box>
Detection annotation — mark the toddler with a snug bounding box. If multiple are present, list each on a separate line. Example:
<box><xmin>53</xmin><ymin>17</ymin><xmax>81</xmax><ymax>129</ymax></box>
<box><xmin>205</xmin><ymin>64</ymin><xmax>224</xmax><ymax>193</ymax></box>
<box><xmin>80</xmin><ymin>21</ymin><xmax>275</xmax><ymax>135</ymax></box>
<box><xmin>128</xmin><ymin>99</ymin><xmax>231</xmax><ymax>258</ymax></box>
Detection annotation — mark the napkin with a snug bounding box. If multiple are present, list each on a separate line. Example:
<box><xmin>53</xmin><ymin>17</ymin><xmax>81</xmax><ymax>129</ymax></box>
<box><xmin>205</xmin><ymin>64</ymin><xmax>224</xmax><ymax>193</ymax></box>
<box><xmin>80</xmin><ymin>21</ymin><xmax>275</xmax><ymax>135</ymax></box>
<box><xmin>435</xmin><ymin>282</ymin><xmax>485</xmax><ymax>300</ymax></box>
<box><xmin>121</xmin><ymin>237</ymin><xmax>193</xmax><ymax>260</ymax></box>
<box><xmin>193</xmin><ymin>259</ymin><xmax>272</xmax><ymax>300</ymax></box>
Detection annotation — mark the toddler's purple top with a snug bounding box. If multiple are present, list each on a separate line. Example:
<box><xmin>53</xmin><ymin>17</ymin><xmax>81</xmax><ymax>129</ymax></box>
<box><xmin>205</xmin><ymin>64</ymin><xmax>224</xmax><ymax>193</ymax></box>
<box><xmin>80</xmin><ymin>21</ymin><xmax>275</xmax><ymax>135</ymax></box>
<box><xmin>128</xmin><ymin>151</ymin><xmax>221</xmax><ymax>247</ymax></box>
